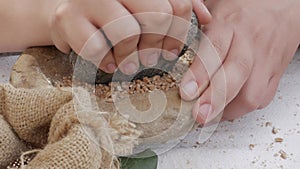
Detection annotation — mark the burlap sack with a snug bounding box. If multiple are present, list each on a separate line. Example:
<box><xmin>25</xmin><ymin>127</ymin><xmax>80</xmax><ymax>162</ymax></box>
<box><xmin>0</xmin><ymin>85</ymin><xmax>4</xmax><ymax>114</ymax></box>
<box><xmin>27</xmin><ymin>100</ymin><xmax>115</xmax><ymax>169</ymax></box>
<box><xmin>0</xmin><ymin>115</ymin><xmax>27</xmax><ymax>168</ymax></box>
<box><xmin>0</xmin><ymin>84</ymin><xmax>141</xmax><ymax>169</ymax></box>
<box><xmin>1</xmin><ymin>84</ymin><xmax>72</xmax><ymax>147</ymax></box>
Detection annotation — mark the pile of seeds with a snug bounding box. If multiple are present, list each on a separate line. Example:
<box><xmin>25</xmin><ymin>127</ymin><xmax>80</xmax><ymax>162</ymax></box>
<box><xmin>98</xmin><ymin>73</ymin><xmax>177</xmax><ymax>95</ymax></box>
<box><xmin>58</xmin><ymin>48</ymin><xmax>195</xmax><ymax>101</ymax></box>
<box><xmin>61</xmin><ymin>73</ymin><xmax>177</xmax><ymax>101</ymax></box>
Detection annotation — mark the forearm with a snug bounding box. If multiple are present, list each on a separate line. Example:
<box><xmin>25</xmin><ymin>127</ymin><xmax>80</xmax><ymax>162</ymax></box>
<box><xmin>0</xmin><ymin>0</ymin><xmax>58</xmax><ymax>52</ymax></box>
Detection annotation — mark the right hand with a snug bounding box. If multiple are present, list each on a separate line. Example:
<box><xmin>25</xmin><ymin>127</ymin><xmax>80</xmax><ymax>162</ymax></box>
<box><xmin>49</xmin><ymin>0</ymin><xmax>211</xmax><ymax>74</ymax></box>
<box><xmin>180</xmin><ymin>0</ymin><xmax>300</xmax><ymax>124</ymax></box>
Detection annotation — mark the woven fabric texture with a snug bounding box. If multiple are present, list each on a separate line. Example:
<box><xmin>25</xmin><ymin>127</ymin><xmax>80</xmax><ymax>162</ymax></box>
<box><xmin>0</xmin><ymin>84</ymin><xmax>141</xmax><ymax>169</ymax></box>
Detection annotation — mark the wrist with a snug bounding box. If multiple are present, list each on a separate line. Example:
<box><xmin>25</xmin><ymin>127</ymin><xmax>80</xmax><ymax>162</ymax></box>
<box><xmin>12</xmin><ymin>0</ymin><xmax>57</xmax><ymax>47</ymax></box>
<box><xmin>0</xmin><ymin>0</ymin><xmax>57</xmax><ymax>52</ymax></box>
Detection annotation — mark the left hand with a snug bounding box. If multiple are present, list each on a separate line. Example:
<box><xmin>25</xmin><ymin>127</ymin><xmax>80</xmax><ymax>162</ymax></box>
<box><xmin>180</xmin><ymin>0</ymin><xmax>300</xmax><ymax>124</ymax></box>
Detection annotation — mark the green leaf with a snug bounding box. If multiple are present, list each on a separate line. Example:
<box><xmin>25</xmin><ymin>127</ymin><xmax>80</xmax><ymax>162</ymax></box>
<box><xmin>119</xmin><ymin>149</ymin><xmax>158</xmax><ymax>169</ymax></box>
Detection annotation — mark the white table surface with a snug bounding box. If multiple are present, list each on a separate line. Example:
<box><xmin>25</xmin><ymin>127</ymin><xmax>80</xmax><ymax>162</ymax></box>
<box><xmin>0</xmin><ymin>50</ymin><xmax>299</xmax><ymax>169</ymax></box>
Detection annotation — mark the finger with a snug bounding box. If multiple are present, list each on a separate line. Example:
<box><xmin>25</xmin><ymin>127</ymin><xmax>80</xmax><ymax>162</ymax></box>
<box><xmin>192</xmin><ymin>34</ymin><xmax>254</xmax><ymax>124</ymax></box>
<box><xmin>180</xmin><ymin>25</ymin><xmax>233</xmax><ymax>101</ymax></box>
<box><xmin>51</xmin><ymin>29</ymin><xmax>71</xmax><ymax>54</ymax></box>
<box><xmin>222</xmin><ymin>44</ymin><xmax>297</xmax><ymax>120</ymax></box>
<box><xmin>121</xmin><ymin>0</ymin><xmax>174</xmax><ymax>67</ymax></box>
<box><xmin>192</xmin><ymin>0</ymin><xmax>212</xmax><ymax>25</ymax></box>
<box><xmin>52</xmin><ymin>5</ymin><xmax>111</xmax><ymax>67</ymax></box>
<box><xmin>222</xmin><ymin>83</ymin><xmax>265</xmax><ymax>121</ymax></box>
<box><xmin>92</xmin><ymin>0</ymin><xmax>141</xmax><ymax>75</ymax></box>
<box><xmin>103</xmin><ymin>21</ymin><xmax>140</xmax><ymax>75</ymax></box>
<box><xmin>222</xmin><ymin>70</ymin><xmax>271</xmax><ymax>120</ymax></box>
<box><xmin>98</xmin><ymin>51</ymin><xmax>117</xmax><ymax>73</ymax></box>
<box><xmin>162</xmin><ymin>0</ymin><xmax>193</xmax><ymax>61</ymax></box>
<box><xmin>78</xmin><ymin>30</ymin><xmax>115</xmax><ymax>70</ymax></box>
<box><xmin>223</xmin><ymin>35</ymin><xmax>293</xmax><ymax>119</ymax></box>
<box><xmin>179</xmin><ymin>56</ymin><xmax>210</xmax><ymax>101</ymax></box>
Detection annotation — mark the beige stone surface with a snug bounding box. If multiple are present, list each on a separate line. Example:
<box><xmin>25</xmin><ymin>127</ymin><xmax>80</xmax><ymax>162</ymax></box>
<box><xmin>10</xmin><ymin>47</ymin><xmax>197</xmax><ymax>146</ymax></box>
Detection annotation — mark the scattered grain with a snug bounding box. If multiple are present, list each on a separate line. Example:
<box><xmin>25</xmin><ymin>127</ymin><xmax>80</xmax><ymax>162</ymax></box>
<box><xmin>265</xmin><ymin>122</ymin><xmax>272</xmax><ymax>127</ymax></box>
<box><xmin>275</xmin><ymin>138</ymin><xmax>283</xmax><ymax>143</ymax></box>
<box><xmin>249</xmin><ymin>144</ymin><xmax>255</xmax><ymax>150</ymax></box>
<box><xmin>272</xmin><ymin>128</ymin><xmax>279</xmax><ymax>134</ymax></box>
<box><xmin>279</xmin><ymin>150</ymin><xmax>287</xmax><ymax>159</ymax></box>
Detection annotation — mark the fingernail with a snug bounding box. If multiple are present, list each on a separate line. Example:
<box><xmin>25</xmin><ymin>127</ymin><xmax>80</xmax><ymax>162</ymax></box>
<box><xmin>198</xmin><ymin>104</ymin><xmax>212</xmax><ymax>120</ymax></box>
<box><xmin>106</xmin><ymin>63</ymin><xmax>117</xmax><ymax>73</ymax></box>
<box><xmin>164</xmin><ymin>49</ymin><xmax>178</xmax><ymax>61</ymax></box>
<box><xmin>123</xmin><ymin>62</ymin><xmax>138</xmax><ymax>75</ymax></box>
<box><xmin>147</xmin><ymin>53</ymin><xmax>160</xmax><ymax>67</ymax></box>
<box><xmin>182</xmin><ymin>81</ymin><xmax>198</xmax><ymax>99</ymax></box>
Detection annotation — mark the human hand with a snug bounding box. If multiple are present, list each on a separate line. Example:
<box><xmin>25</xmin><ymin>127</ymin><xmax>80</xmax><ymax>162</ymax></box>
<box><xmin>180</xmin><ymin>0</ymin><xmax>300</xmax><ymax>124</ymax></box>
<box><xmin>49</xmin><ymin>0</ymin><xmax>211</xmax><ymax>75</ymax></box>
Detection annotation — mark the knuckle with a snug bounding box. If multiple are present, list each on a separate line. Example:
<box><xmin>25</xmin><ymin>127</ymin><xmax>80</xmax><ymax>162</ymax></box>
<box><xmin>156</xmin><ymin>4</ymin><xmax>173</xmax><ymax>15</ymax></box>
<box><xmin>139</xmin><ymin>5</ymin><xmax>173</xmax><ymax>33</ymax></box>
<box><xmin>149</xmin><ymin>5</ymin><xmax>173</xmax><ymax>26</ymax></box>
<box><xmin>152</xmin><ymin>14</ymin><xmax>172</xmax><ymax>27</ymax></box>
<box><xmin>123</xmin><ymin>25</ymin><xmax>141</xmax><ymax>39</ymax></box>
<box><xmin>53</xmin><ymin>3</ymin><xmax>72</xmax><ymax>23</ymax></box>
<box><xmin>170</xmin><ymin>0</ymin><xmax>192</xmax><ymax>15</ymax></box>
<box><xmin>85</xmin><ymin>43</ymin><xmax>105</xmax><ymax>60</ymax></box>
<box><xmin>242</xmin><ymin>92</ymin><xmax>261</xmax><ymax>111</ymax></box>
<box><xmin>244</xmin><ymin>97</ymin><xmax>260</xmax><ymax>111</ymax></box>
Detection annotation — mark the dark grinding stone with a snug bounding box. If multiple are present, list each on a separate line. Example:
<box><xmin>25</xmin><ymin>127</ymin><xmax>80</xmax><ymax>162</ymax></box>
<box><xmin>70</xmin><ymin>13</ymin><xmax>199</xmax><ymax>84</ymax></box>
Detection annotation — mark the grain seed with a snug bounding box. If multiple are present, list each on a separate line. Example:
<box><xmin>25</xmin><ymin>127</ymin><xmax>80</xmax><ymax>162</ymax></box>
<box><xmin>275</xmin><ymin>138</ymin><xmax>283</xmax><ymax>143</ymax></box>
